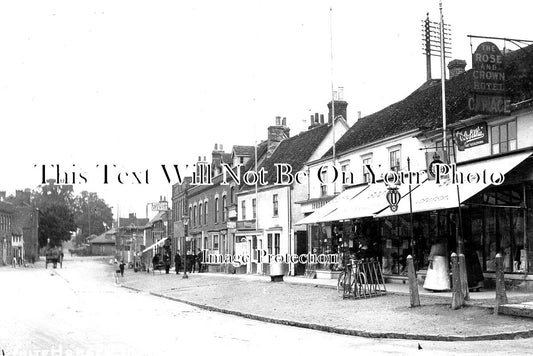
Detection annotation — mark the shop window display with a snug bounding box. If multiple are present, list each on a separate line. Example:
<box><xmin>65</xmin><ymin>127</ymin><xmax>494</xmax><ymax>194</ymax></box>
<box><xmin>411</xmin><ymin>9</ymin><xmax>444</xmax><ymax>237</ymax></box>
<box><xmin>309</xmin><ymin>219</ymin><xmax>381</xmax><ymax>271</ymax></box>
<box><xmin>481</xmin><ymin>186</ymin><xmax>526</xmax><ymax>273</ymax></box>
<box><xmin>381</xmin><ymin>216</ymin><xmax>411</xmax><ymax>275</ymax></box>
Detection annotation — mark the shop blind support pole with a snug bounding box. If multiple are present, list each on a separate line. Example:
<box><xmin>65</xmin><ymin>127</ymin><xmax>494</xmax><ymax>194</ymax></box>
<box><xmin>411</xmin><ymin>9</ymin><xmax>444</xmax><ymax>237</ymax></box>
<box><xmin>407</xmin><ymin>157</ymin><xmax>415</xmax><ymax>267</ymax></box>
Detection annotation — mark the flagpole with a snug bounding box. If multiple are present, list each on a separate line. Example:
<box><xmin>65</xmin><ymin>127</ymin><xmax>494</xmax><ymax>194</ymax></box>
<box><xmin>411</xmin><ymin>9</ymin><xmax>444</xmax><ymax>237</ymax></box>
<box><xmin>330</xmin><ymin>6</ymin><xmax>336</xmax><ymax>194</ymax></box>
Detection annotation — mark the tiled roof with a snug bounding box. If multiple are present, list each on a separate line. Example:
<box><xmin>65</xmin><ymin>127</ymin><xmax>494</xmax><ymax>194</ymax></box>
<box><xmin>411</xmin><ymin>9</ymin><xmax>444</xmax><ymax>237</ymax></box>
<box><xmin>233</xmin><ymin>145</ymin><xmax>255</xmax><ymax>156</ymax></box>
<box><xmin>148</xmin><ymin>211</ymin><xmax>166</xmax><ymax>225</ymax></box>
<box><xmin>90</xmin><ymin>229</ymin><xmax>116</xmax><ymax>244</ymax></box>
<box><xmin>245</xmin><ymin>124</ymin><xmax>331</xmax><ymax>188</ymax></box>
<box><xmin>324</xmin><ymin>44</ymin><xmax>533</xmax><ymax>158</ymax></box>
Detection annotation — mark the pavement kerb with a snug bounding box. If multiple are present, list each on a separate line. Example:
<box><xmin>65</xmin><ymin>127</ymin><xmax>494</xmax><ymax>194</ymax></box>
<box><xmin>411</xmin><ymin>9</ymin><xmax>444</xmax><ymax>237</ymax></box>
<box><xmin>119</xmin><ymin>284</ymin><xmax>533</xmax><ymax>342</ymax></box>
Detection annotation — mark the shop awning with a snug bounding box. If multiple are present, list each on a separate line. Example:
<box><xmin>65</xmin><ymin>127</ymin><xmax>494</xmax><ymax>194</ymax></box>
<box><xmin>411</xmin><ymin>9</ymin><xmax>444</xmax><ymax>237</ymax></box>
<box><xmin>321</xmin><ymin>181</ymin><xmax>413</xmax><ymax>222</ymax></box>
<box><xmin>295</xmin><ymin>184</ymin><xmax>369</xmax><ymax>225</ymax></box>
<box><xmin>142</xmin><ymin>237</ymin><xmax>169</xmax><ymax>253</ymax></box>
<box><xmin>376</xmin><ymin>151</ymin><xmax>532</xmax><ymax>218</ymax></box>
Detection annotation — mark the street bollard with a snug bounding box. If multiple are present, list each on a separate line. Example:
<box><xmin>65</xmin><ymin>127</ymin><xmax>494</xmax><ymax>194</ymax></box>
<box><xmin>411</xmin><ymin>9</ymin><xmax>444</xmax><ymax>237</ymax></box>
<box><xmin>459</xmin><ymin>253</ymin><xmax>470</xmax><ymax>301</ymax></box>
<box><xmin>407</xmin><ymin>255</ymin><xmax>420</xmax><ymax>307</ymax></box>
<box><xmin>451</xmin><ymin>253</ymin><xmax>464</xmax><ymax>310</ymax></box>
<box><xmin>494</xmin><ymin>253</ymin><xmax>508</xmax><ymax>315</ymax></box>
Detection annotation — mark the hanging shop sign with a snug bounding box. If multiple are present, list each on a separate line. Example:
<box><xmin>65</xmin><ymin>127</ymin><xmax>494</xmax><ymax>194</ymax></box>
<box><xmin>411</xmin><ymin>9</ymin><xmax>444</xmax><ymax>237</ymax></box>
<box><xmin>454</xmin><ymin>122</ymin><xmax>488</xmax><ymax>150</ymax></box>
<box><xmin>386</xmin><ymin>186</ymin><xmax>401</xmax><ymax>212</ymax></box>
<box><xmin>469</xmin><ymin>41</ymin><xmax>510</xmax><ymax>115</ymax></box>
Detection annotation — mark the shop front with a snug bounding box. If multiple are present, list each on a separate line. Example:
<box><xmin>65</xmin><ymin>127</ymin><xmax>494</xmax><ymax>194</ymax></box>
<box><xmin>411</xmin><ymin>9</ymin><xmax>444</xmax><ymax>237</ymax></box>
<box><xmin>297</xmin><ymin>182</ymin><xmax>410</xmax><ymax>278</ymax></box>
<box><xmin>375</xmin><ymin>150</ymin><xmax>533</xmax><ymax>287</ymax></box>
<box><xmin>299</xmin><ymin>150</ymin><xmax>533</xmax><ymax>287</ymax></box>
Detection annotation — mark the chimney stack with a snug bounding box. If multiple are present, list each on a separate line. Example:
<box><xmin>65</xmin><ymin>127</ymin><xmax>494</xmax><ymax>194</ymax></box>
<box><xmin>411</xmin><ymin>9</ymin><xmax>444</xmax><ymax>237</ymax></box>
<box><xmin>447</xmin><ymin>59</ymin><xmax>467</xmax><ymax>79</ymax></box>
<box><xmin>328</xmin><ymin>99</ymin><xmax>348</xmax><ymax>124</ymax></box>
<box><xmin>0</xmin><ymin>191</ymin><xmax>5</xmax><ymax>202</ymax></box>
<box><xmin>211</xmin><ymin>143</ymin><xmax>225</xmax><ymax>175</ymax></box>
<box><xmin>308</xmin><ymin>113</ymin><xmax>324</xmax><ymax>129</ymax></box>
<box><xmin>267</xmin><ymin>116</ymin><xmax>290</xmax><ymax>158</ymax></box>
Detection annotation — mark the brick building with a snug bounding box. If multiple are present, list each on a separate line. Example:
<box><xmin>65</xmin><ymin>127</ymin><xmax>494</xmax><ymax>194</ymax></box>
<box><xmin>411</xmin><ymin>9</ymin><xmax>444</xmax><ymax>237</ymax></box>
<box><xmin>115</xmin><ymin>213</ymin><xmax>148</xmax><ymax>264</ymax></box>
<box><xmin>8</xmin><ymin>190</ymin><xmax>39</xmax><ymax>263</ymax></box>
<box><xmin>0</xmin><ymin>198</ymin><xmax>14</xmax><ymax>266</ymax></box>
<box><xmin>185</xmin><ymin>144</ymin><xmax>246</xmax><ymax>272</ymax></box>
<box><xmin>0</xmin><ymin>190</ymin><xmax>39</xmax><ymax>265</ymax></box>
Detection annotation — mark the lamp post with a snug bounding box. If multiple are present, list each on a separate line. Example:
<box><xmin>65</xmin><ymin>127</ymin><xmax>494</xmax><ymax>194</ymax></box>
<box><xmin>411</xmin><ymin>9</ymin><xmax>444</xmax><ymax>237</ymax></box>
<box><xmin>182</xmin><ymin>216</ymin><xmax>189</xmax><ymax>279</ymax></box>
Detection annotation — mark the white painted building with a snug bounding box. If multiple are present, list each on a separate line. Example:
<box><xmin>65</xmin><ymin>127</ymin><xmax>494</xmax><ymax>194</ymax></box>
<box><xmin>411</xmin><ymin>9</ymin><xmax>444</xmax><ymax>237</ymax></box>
<box><xmin>298</xmin><ymin>47</ymin><xmax>533</xmax><ymax>287</ymax></box>
<box><xmin>236</xmin><ymin>111</ymin><xmax>349</xmax><ymax>275</ymax></box>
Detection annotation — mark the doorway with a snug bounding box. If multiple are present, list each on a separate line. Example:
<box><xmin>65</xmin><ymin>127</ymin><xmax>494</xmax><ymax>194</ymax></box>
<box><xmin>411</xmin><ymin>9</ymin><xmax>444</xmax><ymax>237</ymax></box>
<box><xmin>295</xmin><ymin>231</ymin><xmax>308</xmax><ymax>275</ymax></box>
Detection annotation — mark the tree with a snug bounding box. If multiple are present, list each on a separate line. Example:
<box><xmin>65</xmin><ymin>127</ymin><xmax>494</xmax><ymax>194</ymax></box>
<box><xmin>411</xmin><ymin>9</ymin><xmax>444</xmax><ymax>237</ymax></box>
<box><xmin>73</xmin><ymin>191</ymin><xmax>114</xmax><ymax>245</ymax></box>
<box><xmin>34</xmin><ymin>180</ymin><xmax>77</xmax><ymax>248</ymax></box>
<box><xmin>38</xmin><ymin>204</ymin><xmax>77</xmax><ymax>248</ymax></box>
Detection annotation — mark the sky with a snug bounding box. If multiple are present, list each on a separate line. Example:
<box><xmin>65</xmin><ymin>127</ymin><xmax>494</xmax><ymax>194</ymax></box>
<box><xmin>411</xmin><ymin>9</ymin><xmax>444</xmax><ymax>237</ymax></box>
<box><xmin>0</xmin><ymin>0</ymin><xmax>531</xmax><ymax>220</ymax></box>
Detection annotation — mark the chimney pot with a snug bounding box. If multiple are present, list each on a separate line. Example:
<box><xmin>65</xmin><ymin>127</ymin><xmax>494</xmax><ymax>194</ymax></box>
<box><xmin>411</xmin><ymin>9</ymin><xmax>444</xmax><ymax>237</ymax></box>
<box><xmin>282</xmin><ymin>117</ymin><xmax>286</xmax><ymax>126</ymax></box>
<box><xmin>198</xmin><ymin>156</ymin><xmax>201</xmax><ymax>161</ymax></box>
<box><xmin>214</xmin><ymin>143</ymin><xmax>218</xmax><ymax>150</ymax></box>
<box><xmin>220</xmin><ymin>144</ymin><xmax>223</xmax><ymax>150</ymax></box>
<box><xmin>275</xmin><ymin>116</ymin><xmax>281</xmax><ymax>125</ymax></box>
<box><xmin>338</xmin><ymin>87</ymin><xmax>344</xmax><ymax>100</ymax></box>
<box><xmin>204</xmin><ymin>156</ymin><xmax>206</xmax><ymax>161</ymax></box>
<box><xmin>320</xmin><ymin>114</ymin><xmax>324</xmax><ymax>124</ymax></box>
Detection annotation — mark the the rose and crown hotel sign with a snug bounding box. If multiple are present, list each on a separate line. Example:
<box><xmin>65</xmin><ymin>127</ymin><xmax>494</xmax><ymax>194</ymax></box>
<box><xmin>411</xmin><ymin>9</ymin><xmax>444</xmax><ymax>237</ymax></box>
<box><xmin>468</xmin><ymin>41</ymin><xmax>510</xmax><ymax>115</ymax></box>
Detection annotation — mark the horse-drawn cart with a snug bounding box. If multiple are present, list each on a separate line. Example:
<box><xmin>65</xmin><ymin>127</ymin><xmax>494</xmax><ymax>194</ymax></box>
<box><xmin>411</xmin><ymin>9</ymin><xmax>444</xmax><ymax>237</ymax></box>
<box><xmin>45</xmin><ymin>247</ymin><xmax>63</xmax><ymax>269</ymax></box>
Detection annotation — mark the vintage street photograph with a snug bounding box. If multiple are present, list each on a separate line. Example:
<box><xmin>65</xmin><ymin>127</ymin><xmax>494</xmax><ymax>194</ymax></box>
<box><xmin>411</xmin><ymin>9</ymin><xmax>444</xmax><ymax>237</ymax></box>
<box><xmin>1</xmin><ymin>1</ymin><xmax>533</xmax><ymax>355</ymax></box>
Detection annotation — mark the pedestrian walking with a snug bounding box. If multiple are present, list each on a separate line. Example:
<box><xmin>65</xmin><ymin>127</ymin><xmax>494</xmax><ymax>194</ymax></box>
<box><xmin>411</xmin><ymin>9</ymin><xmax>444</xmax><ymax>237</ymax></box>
<box><xmin>152</xmin><ymin>253</ymin><xmax>159</xmax><ymax>272</ymax></box>
<box><xmin>174</xmin><ymin>252</ymin><xmax>181</xmax><ymax>274</ymax></box>
<box><xmin>196</xmin><ymin>248</ymin><xmax>203</xmax><ymax>273</ymax></box>
<box><xmin>119</xmin><ymin>260</ymin><xmax>125</xmax><ymax>277</ymax></box>
<box><xmin>12</xmin><ymin>256</ymin><xmax>16</xmax><ymax>268</ymax></box>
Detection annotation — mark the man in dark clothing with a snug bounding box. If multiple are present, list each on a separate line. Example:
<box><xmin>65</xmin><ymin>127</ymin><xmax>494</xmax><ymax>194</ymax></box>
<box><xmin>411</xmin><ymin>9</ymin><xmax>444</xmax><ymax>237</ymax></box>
<box><xmin>196</xmin><ymin>249</ymin><xmax>203</xmax><ymax>273</ymax></box>
<box><xmin>152</xmin><ymin>254</ymin><xmax>159</xmax><ymax>272</ymax></box>
<box><xmin>119</xmin><ymin>260</ymin><xmax>125</xmax><ymax>277</ymax></box>
<box><xmin>174</xmin><ymin>252</ymin><xmax>181</xmax><ymax>274</ymax></box>
<box><xmin>163</xmin><ymin>252</ymin><xmax>171</xmax><ymax>274</ymax></box>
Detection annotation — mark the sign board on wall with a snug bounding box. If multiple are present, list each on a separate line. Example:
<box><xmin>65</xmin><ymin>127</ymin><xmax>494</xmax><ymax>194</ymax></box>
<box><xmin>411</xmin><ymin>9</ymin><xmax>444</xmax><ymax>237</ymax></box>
<box><xmin>152</xmin><ymin>202</ymin><xmax>168</xmax><ymax>211</ymax></box>
<box><xmin>469</xmin><ymin>41</ymin><xmax>510</xmax><ymax>115</ymax></box>
<box><xmin>454</xmin><ymin>122</ymin><xmax>488</xmax><ymax>150</ymax></box>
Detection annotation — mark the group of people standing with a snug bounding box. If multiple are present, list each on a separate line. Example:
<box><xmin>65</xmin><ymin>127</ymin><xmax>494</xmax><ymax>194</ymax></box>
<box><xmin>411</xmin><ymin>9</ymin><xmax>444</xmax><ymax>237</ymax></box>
<box><xmin>173</xmin><ymin>249</ymin><xmax>204</xmax><ymax>274</ymax></box>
